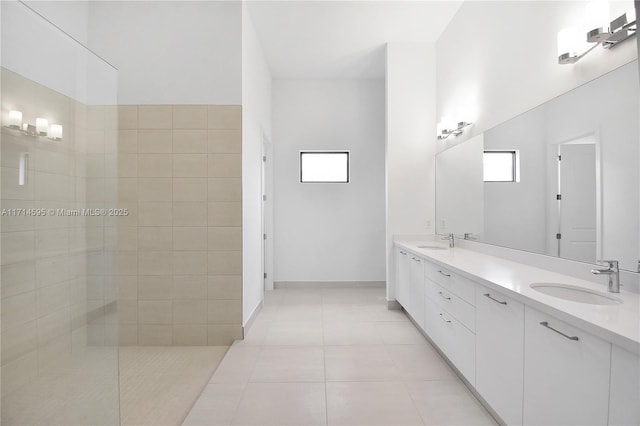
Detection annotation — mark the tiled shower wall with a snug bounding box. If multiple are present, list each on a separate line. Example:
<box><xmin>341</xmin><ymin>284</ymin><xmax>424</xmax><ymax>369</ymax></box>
<box><xmin>117</xmin><ymin>105</ymin><xmax>243</xmax><ymax>345</ymax></box>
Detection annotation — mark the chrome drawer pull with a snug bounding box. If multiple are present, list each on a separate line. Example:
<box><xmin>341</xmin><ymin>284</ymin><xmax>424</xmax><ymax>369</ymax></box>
<box><xmin>438</xmin><ymin>291</ymin><xmax>451</xmax><ymax>300</ymax></box>
<box><xmin>412</xmin><ymin>257</ymin><xmax>421</xmax><ymax>262</ymax></box>
<box><xmin>439</xmin><ymin>313</ymin><xmax>452</xmax><ymax>323</ymax></box>
<box><xmin>400</xmin><ymin>251</ymin><xmax>407</xmax><ymax>255</ymax></box>
<box><xmin>540</xmin><ymin>321</ymin><xmax>579</xmax><ymax>341</ymax></box>
<box><xmin>483</xmin><ymin>293</ymin><xmax>507</xmax><ymax>305</ymax></box>
<box><xmin>437</xmin><ymin>270</ymin><xmax>451</xmax><ymax>277</ymax></box>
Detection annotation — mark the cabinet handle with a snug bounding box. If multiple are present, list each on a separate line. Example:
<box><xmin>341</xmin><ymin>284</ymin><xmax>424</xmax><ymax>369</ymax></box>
<box><xmin>411</xmin><ymin>257</ymin><xmax>421</xmax><ymax>262</ymax></box>
<box><xmin>400</xmin><ymin>251</ymin><xmax>407</xmax><ymax>255</ymax></box>
<box><xmin>438</xmin><ymin>291</ymin><xmax>451</xmax><ymax>300</ymax></box>
<box><xmin>439</xmin><ymin>313</ymin><xmax>452</xmax><ymax>323</ymax></box>
<box><xmin>539</xmin><ymin>321</ymin><xmax>579</xmax><ymax>341</ymax></box>
<box><xmin>437</xmin><ymin>270</ymin><xmax>451</xmax><ymax>277</ymax></box>
<box><xmin>483</xmin><ymin>293</ymin><xmax>507</xmax><ymax>305</ymax></box>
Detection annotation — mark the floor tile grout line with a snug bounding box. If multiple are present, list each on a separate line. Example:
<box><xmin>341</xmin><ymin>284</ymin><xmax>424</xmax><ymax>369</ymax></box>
<box><xmin>321</xmin><ymin>293</ymin><xmax>330</xmax><ymax>426</ymax></box>
<box><xmin>227</xmin><ymin>327</ymin><xmax>266</xmax><ymax>425</ymax></box>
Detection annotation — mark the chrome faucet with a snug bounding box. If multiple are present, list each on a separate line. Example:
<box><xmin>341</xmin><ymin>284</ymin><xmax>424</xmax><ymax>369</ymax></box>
<box><xmin>442</xmin><ymin>233</ymin><xmax>454</xmax><ymax>248</ymax></box>
<box><xmin>591</xmin><ymin>260</ymin><xmax>620</xmax><ymax>293</ymax></box>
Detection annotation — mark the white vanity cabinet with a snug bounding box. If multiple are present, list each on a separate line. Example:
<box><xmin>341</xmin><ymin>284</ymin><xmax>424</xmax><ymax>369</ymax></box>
<box><xmin>523</xmin><ymin>306</ymin><xmax>611</xmax><ymax>426</ymax></box>
<box><xmin>475</xmin><ymin>285</ymin><xmax>524</xmax><ymax>426</ymax></box>
<box><xmin>395</xmin><ymin>248</ymin><xmax>425</xmax><ymax>329</ymax></box>
<box><xmin>394</xmin><ymin>242</ymin><xmax>639</xmax><ymax>426</ymax></box>
<box><xmin>608</xmin><ymin>345</ymin><xmax>640</xmax><ymax>425</ymax></box>
<box><xmin>423</xmin><ymin>259</ymin><xmax>476</xmax><ymax>384</ymax></box>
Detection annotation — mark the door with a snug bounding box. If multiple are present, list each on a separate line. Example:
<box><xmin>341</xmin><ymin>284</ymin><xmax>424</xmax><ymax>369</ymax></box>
<box><xmin>558</xmin><ymin>142</ymin><xmax>597</xmax><ymax>263</ymax></box>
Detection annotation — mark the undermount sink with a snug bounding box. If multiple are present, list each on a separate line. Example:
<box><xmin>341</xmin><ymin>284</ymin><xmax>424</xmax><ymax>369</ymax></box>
<box><xmin>530</xmin><ymin>283</ymin><xmax>622</xmax><ymax>305</ymax></box>
<box><xmin>416</xmin><ymin>245</ymin><xmax>449</xmax><ymax>250</ymax></box>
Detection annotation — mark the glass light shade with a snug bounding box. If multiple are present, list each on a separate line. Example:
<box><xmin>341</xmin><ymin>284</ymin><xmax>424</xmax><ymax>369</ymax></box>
<box><xmin>585</xmin><ymin>0</ymin><xmax>610</xmax><ymax>31</ymax></box>
<box><xmin>35</xmin><ymin>118</ymin><xmax>48</xmax><ymax>134</ymax></box>
<box><xmin>49</xmin><ymin>124</ymin><xmax>63</xmax><ymax>139</ymax></box>
<box><xmin>8</xmin><ymin>110</ymin><xmax>22</xmax><ymax>127</ymax></box>
<box><xmin>557</xmin><ymin>27</ymin><xmax>582</xmax><ymax>56</ymax></box>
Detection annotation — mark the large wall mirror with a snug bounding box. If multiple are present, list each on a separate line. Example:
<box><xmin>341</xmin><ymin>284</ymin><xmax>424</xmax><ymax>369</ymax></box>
<box><xmin>436</xmin><ymin>59</ymin><xmax>639</xmax><ymax>272</ymax></box>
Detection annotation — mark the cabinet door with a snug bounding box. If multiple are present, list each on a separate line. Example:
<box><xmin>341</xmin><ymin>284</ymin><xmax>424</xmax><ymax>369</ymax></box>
<box><xmin>609</xmin><ymin>345</ymin><xmax>640</xmax><ymax>425</ymax></box>
<box><xmin>395</xmin><ymin>248</ymin><xmax>410</xmax><ymax>307</ymax></box>
<box><xmin>407</xmin><ymin>254</ymin><xmax>425</xmax><ymax>329</ymax></box>
<box><xmin>476</xmin><ymin>286</ymin><xmax>524</xmax><ymax>426</ymax></box>
<box><xmin>523</xmin><ymin>306</ymin><xmax>610</xmax><ymax>426</ymax></box>
<box><xmin>424</xmin><ymin>293</ymin><xmax>475</xmax><ymax>384</ymax></box>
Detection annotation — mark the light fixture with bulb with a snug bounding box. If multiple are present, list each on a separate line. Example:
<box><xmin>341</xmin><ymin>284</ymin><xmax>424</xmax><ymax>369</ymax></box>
<box><xmin>35</xmin><ymin>118</ymin><xmax>48</xmax><ymax>136</ymax></box>
<box><xmin>4</xmin><ymin>110</ymin><xmax>63</xmax><ymax>140</ymax></box>
<box><xmin>8</xmin><ymin>110</ymin><xmax>23</xmax><ymax>128</ymax></box>
<box><xmin>437</xmin><ymin>121</ymin><xmax>473</xmax><ymax>140</ymax></box>
<box><xmin>48</xmin><ymin>124</ymin><xmax>63</xmax><ymax>140</ymax></box>
<box><xmin>557</xmin><ymin>0</ymin><xmax>636</xmax><ymax>65</ymax></box>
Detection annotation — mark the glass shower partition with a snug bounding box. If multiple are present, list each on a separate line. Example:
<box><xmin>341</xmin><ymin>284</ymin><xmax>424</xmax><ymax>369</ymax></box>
<box><xmin>1</xmin><ymin>2</ymin><xmax>120</xmax><ymax>424</ymax></box>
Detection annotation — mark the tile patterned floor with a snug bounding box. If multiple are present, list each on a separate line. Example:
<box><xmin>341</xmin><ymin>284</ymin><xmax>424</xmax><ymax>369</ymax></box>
<box><xmin>183</xmin><ymin>287</ymin><xmax>497</xmax><ymax>426</ymax></box>
<box><xmin>120</xmin><ymin>346</ymin><xmax>228</xmax><ymax>426</ymax></box>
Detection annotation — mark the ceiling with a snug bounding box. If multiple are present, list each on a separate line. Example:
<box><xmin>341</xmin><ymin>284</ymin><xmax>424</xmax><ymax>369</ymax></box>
<box><xmin>247</xmin><ymin>1</ymin><xmax>464</xmax><ymax>79</ymax></box>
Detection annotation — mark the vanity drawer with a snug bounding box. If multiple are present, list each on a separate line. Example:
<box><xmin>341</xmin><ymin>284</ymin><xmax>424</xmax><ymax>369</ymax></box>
<box><xmin>425</xmin><ymin>278</ymin><xmax>475</xmax><ymax>332</ymax></box>
<box><xmin>424</xmin><ymin>262</ymin><xmax>475</xmax><ymax>306</ymax></box>
<box><xmin>424</xmin><ymin>295</ymin><xmax>476</xmax><ymax>384</ymax></box>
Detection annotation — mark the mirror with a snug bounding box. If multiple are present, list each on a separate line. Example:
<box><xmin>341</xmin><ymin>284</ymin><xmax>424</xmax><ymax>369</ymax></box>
<box><xmin>436</xmin><ymin>60</ymin><xmax>639</xmax><ymax>272</ymax></box>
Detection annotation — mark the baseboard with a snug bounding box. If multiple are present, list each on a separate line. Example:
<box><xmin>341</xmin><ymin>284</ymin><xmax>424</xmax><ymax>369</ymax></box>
<box><xmin>386</xmin><ymin>299</ymin><xmax>402</xmax><ymax>310</ymax></box>
<box><xmin>274</xmin><ymin>281</ymin><xmax>385</xmax><ymax>289</ymax></box>
<box><xmin>242</xmin><ymin>299</ymin><xmax>263</xmax><ymax>339</ymax></box>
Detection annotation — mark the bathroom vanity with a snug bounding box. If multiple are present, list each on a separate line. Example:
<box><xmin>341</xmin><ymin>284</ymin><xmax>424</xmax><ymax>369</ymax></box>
<box><xmin>394</xmin><ymin>239</ymin><xmax>640</xmax><ymax>426</ymax></box>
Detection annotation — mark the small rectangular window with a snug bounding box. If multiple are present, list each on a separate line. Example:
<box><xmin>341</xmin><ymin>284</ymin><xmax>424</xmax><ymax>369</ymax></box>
<box><xmin>483</xmin><ymin>150</ymin><xmax>519</xmax><ymax>182</ymax></box>
<box><xmin>300</xmin><ymin>151</ymin><xmax>349</xmax><ymax>183</ymax></box>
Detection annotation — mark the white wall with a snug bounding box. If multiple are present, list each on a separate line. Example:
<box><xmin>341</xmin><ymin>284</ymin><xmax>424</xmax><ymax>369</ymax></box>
<box><xmin>242</xmin><ymin>5</ymin><xmax>272</xmax><ymax>325</ymax></box>
<box><xmin>436</xmin><ymin>1</ymin><xmax>638</xmax><ymax>142</ymax></box>
<box><xmin>23</xmin><ymin>1</ymin><xmax>90</xmax><ymax>46</ymax></box>
<box><xmin>1</xmin><ymin>1</ymin><xmax>116</xmax><ymax>105</ymax></box>
<box><xmin>87</xmin><ymin>1</ymin><xmax>241</xmax><ymax>105</ymax></box>
<box><xmin>273</xmin><ymin>79</ymin><xmax>386</xmax><ymax>282</ymax></box>
<box><xmin>386</xmin><ymin>43</ymin><xmax>436</xmax><ymax>300</ymax></box>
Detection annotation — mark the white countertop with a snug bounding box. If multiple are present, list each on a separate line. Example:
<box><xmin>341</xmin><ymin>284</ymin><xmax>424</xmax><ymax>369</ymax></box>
<box><xmin>395</xmin><ymin>238</ymin><xmax>640</xmax><ymax>355</ymax></box>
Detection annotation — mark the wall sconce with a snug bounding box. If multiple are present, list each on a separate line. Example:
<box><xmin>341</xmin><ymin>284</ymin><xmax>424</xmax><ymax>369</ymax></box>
<box><xmin>4</xmin><ymin>111</ymin><xmax>63</xmax><ymax>140</ymax></box>
<box><xmin>48</xmin><ymin>124</ymin><xmax>63</xmax><ymax>140</ymax></box>
<box><xmin>35</xmin><ymin>118</ymin><xmax>48</xmax><ymax>136</ymax></box>
<box><xmin>558</xmin><ymin>1</ymin><xmax>636</xmax><ymax>64</ymax></box>
<box><xmin>8</xmin><ymin>110</ymin><xmax>23</xmax><ymax>128</ymax></box>
<box><xmin>437</xmin><ymin>120</ymin><xmax>472</xmax><ymax>140</ymax></box>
